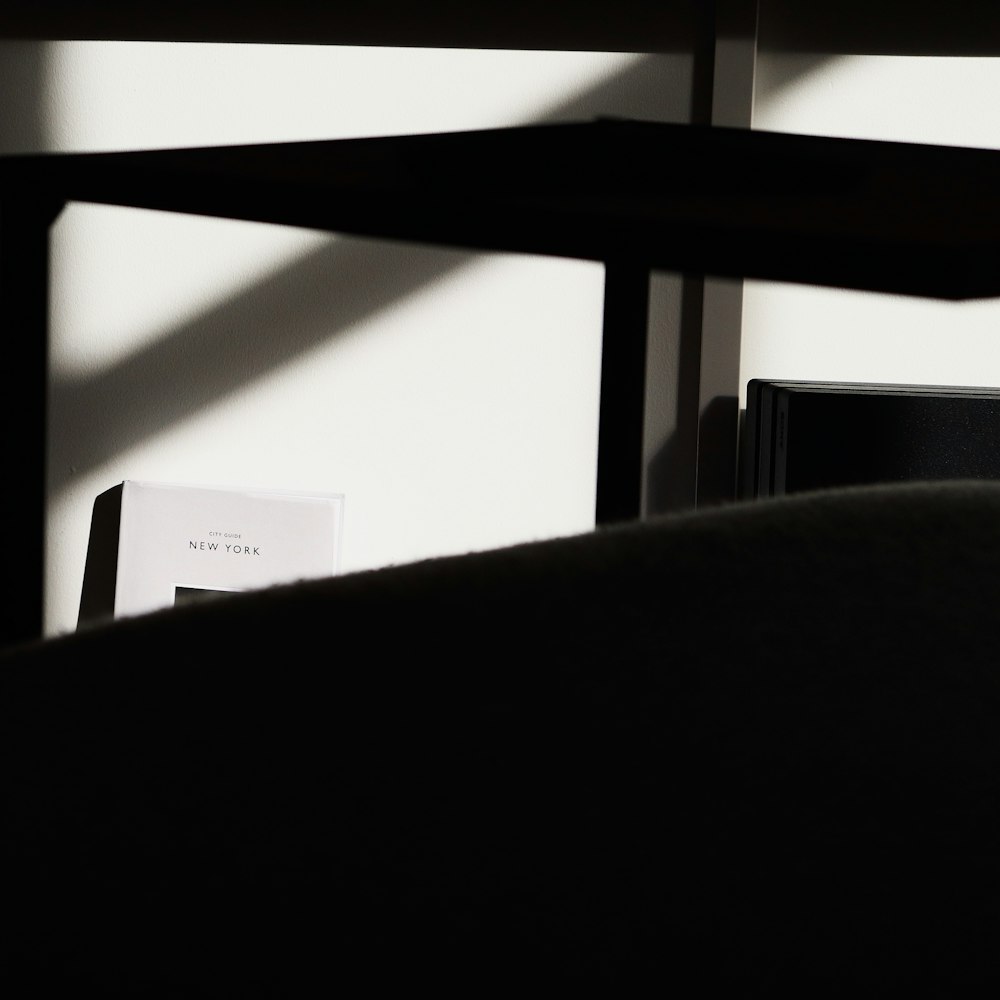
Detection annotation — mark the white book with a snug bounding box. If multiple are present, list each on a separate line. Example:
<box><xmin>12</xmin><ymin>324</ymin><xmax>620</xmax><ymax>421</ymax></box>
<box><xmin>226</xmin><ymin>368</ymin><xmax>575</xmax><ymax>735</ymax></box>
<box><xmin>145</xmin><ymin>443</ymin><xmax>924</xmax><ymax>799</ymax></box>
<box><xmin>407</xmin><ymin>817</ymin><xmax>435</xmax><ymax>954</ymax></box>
<box><xmin>79</xmin><ymin>479</ymin><xmax>345</xmax><ymax>624</ymax></box>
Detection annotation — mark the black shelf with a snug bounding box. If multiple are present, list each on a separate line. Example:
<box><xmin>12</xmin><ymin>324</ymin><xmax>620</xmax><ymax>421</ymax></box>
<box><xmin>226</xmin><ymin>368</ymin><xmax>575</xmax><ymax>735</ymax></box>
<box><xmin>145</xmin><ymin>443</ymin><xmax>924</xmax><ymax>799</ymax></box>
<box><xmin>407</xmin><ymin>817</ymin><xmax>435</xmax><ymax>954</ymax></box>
<box><xmin>5</xmin><ymin>117</ymin><xmax>1000</xmax><ymax>647</ymax></box>
<box><xmin>6</xmin><ymin>119</ymin><xmax>1000</xmax><ymax>297</ymax></box>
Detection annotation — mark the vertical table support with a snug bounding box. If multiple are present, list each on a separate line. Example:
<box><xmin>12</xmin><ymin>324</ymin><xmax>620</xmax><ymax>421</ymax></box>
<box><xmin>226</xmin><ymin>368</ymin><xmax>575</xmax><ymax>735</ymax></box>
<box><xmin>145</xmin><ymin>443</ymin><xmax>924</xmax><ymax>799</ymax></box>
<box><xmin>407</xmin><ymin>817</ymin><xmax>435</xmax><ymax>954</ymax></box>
<box><xmin>595</xmin><ymin>2</ymin><xmax>759</xmax><ymax>524</ymax></box>
<box><xmin>696</xmin><ymin>0</ymin><xmax>759</xmax><ymax>507</ymax></box>
<box><xmin>0</xmin><ymin>196</ymin><xmax>63</xmax><ymax>648</ymax></box>
<box><xmin>643</xmin><ymin>0</ymin><xmax>759</xmax><ymax>517</ymax></box>
<box><xmin>595</xmin><ymin>260</ymin><xmax>651</xmax><ymax>525</ymax></box>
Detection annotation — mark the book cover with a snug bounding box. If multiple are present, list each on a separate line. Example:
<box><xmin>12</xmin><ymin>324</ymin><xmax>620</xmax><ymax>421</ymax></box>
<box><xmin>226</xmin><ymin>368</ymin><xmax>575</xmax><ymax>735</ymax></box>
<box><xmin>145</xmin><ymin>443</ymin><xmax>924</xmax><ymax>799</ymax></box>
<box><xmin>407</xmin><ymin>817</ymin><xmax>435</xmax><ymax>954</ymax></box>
<box><xmin>741</xmin><ymin>379</ymin><xmax>1000</xmax><ymax>498</ymax></box>
<box><xmin>78</xmin><ymin>479</ymin><xmax>345</xmax><ymax>625</ymax></box>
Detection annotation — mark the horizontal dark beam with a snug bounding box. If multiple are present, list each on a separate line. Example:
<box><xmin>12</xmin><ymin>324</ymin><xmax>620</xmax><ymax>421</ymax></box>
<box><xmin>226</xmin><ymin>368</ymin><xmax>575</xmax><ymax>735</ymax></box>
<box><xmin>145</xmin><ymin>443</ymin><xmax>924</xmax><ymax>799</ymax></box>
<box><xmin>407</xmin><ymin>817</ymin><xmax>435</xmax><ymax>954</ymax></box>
<box><xmin>11</xmin><ymin>1</ymin><xmax>1000</xmax><ymax>57</ymax></box>
<box><xmin>760</xmin><ymin>0</ymin><xmax>1000</xmax><ymax>55</ymax></box>
<box><xmin>0</xmin><ymin>0</ymin><xmax>710</xmax><ymax>52</ymax></box>
<box><xmin>5</xmin><ymin>119</ymin><xmax>1000</xmax><ymax>299</ymax></box>
<box><xmin>11</xmin><ymin>121</ymin><xmax>1000</xmax><ymax>299</ymax></box>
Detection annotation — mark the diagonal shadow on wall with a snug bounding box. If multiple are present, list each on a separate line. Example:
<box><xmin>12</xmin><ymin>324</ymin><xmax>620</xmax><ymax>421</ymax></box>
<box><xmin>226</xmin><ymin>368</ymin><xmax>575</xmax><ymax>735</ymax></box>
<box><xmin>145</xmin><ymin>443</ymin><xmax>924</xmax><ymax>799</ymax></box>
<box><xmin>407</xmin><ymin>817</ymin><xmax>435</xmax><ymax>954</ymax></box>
<box><xmin>46</xmin><ymin>51</ymin><xmax>707</xmax><ymax>501</ymax></box>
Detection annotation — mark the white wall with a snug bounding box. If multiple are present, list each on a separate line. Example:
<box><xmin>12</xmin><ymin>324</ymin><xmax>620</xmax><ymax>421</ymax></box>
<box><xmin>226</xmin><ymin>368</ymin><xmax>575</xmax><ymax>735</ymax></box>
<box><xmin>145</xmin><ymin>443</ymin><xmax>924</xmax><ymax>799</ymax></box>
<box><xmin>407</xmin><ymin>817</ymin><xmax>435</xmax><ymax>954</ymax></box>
<box><xmin>742</xmin><ymin>51</ymin><xmax>1000</xmax><ymax>405</ymax></box>
<box><xmin>14</xmin><ymin>41</ymin><xmax>696</xmax><ymax>636</ymax></box>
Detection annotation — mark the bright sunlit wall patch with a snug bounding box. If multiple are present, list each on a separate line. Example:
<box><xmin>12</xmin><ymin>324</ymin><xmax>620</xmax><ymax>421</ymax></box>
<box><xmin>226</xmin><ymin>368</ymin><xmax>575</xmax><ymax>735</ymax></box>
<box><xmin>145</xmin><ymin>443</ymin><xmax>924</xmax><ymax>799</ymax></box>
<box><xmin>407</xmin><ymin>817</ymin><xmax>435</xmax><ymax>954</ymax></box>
<box><xmin>41</xmin><ymin>42</ymin><xmax>695</xmax><ymax>637</ymax></box>
<box><xmin>42</xmin><ymin>42</ymin><xmax>659</xmax><ymax>150</ymax></box>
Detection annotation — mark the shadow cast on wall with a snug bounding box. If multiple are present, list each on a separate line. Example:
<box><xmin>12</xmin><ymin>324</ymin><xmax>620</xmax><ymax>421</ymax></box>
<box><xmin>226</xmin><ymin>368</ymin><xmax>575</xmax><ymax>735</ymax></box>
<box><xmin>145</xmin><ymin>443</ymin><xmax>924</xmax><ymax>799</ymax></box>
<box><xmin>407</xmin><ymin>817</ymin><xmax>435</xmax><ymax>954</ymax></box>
<box><xmin>45</xmin><ymin>52</ymin><xmax>704</xmax><ymax>503</ymax></box>
<box><xmin>26</xmin><ymin>7</ymin><xmax>977</xmax><ymax>520</ymax></box>
<box><xmin>4</xmin><ymin>20</ymin><xmax>837</xmax><ymax>523</ymax></box>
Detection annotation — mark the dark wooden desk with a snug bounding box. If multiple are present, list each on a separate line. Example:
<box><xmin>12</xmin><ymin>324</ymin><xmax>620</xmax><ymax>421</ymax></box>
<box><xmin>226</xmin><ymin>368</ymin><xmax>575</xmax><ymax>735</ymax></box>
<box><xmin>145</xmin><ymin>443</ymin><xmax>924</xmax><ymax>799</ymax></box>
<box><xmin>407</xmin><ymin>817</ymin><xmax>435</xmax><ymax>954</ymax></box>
<box><xmin>5</xmin><ymin>117</ymin><xmax>1000</xmax><ymax>646</ymax></box>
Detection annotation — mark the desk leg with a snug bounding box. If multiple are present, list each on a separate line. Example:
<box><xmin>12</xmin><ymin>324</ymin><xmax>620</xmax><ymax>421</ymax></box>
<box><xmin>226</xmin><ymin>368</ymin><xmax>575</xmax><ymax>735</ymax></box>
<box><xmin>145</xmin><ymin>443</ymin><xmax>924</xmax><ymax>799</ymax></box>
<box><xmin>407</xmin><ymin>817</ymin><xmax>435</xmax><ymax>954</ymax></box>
<box><xmin>0</xmin><ymin>198</ymin><xmax>62</xmax><ymax>648</ymax></box>
<box><xmin>638</xmin><ymin>271</ymin><xmax>743</xmax><ymax>518</ymax></box>
<box><xmin>695</xmin><ymin>276</ymin><xmax>743</xmax><ymax>506</ymax></box>
<box><xmin>695</xmin><ymin>0</ymin><xmax>757</xmax><ymax>505</ymax></box>
<box><xmin>595</xmin><ymin>261</ymin><xmax>650</xmax><ymax>526</ymax></box>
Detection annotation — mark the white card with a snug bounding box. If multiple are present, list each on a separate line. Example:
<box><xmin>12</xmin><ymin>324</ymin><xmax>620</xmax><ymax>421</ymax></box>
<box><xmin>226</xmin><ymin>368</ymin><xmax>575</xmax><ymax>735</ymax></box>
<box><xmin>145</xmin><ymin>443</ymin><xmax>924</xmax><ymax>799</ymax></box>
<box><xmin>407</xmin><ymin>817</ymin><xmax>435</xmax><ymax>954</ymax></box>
<box><xmin>112</xmin><ymin>479</ymin><xmax>345</xmax><ymax>619</ymax></box>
